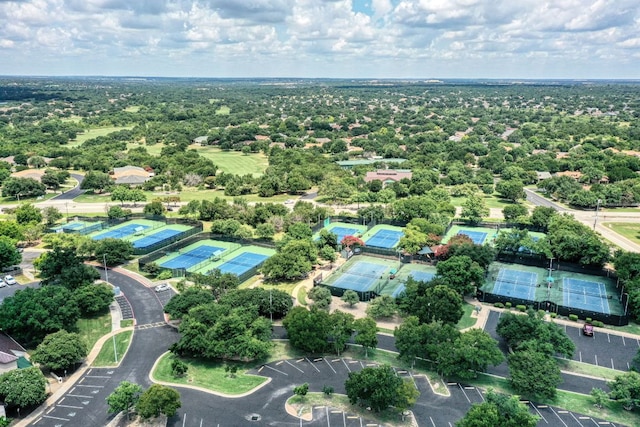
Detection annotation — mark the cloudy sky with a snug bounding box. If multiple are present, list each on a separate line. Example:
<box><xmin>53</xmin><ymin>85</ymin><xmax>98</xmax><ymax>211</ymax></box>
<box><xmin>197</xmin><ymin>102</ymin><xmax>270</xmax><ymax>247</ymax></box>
<box><xmin>1</xmin><ymin>0</ymin><xmax>639</xmax><ymax>79</ymax></box>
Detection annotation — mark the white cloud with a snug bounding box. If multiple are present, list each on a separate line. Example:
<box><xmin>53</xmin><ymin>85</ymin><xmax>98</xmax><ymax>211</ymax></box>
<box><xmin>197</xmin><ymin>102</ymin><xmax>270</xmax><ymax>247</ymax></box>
<box><xmin>0</xmin><ymin>0</ymin><xmax>637</xmax><ymax>78</ymax></box>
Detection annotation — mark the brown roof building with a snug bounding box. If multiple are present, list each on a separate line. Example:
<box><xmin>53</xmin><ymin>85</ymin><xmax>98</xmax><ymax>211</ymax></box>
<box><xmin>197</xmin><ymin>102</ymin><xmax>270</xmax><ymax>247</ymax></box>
<box><xmin>364</xmin><ymin>170</ymin><xmax>413</xmax><ymax>186</ymax></box>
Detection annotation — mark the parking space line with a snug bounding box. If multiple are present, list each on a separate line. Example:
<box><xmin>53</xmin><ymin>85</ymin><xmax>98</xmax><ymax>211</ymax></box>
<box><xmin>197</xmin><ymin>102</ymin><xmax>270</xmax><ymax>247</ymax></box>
<box><xmin>42</xmin><ymin>415</ymin><xmax>71</xmax><ymax>421</ymax></box>
<box><xmin>306</xmin><ymin>357</ymin><xmax>321</xmax><ymax>372</ymax></box>
<box><xmin>549</xmin><ymin>407</ymin><xmax>568</xmax><ymax>427</ymax></box>
<box><xmin>409</xmin><ymin>371</ymin><xmax>418</xmax><ymax>390</ymax></box>
<box><xmin>285</xmin><ymin>359</ymin><xmax>304</xmax><ymax>373</ymax></box>
<box><xmin>326</xmin><ymin>406</ymin><xmax>331</xmax><ymax>427</ymax></box>
<box><xmin>595</xmin><ymin>354</ymin><xmax>599</xmax><ymax>366</ymax></box>
<box><xmin>475</xmin><ymin>387</ymin><xmax>484</xmax><ymax>401</ymax></box>
<box><xmin>343</xmin><ymin>411</ymin><xmax>346</xmax><ymax>427</ymax></box>
<box><xmin>77</xmin><ymin>384</ymin><xmax>104</xmax><ymax>388</ymax></box>
<box><xmin>570</xmin><ymin>412</ymin><xmax>585</xmax><ymax>426</ymax></box>
<box><xmin>264</xmin><ymin>364</ymin><xmax>288</xmax><ymax>376</ymax></box>
<box><xmin>276</xmin><ymin>361</ymin><xmax>284</xmax><ymax>366</ymax></box>
<box><xmin>341</xmin><ymin>358</ymin><xmax>351</xmax><ymax>372</ymax></box>
<box><xmin>324</xmin><ymin>358</ymin><xmax>337</xmax><ymax>374</ymax></box>
<box><xmin>579</xmin><ymin>351</ymin><xmax>582</xmax><ymax>363</ymax></box>
<box><xmin>85</xmin><ymin>375</ymin><xmax>111</xmax><ymax>379</ymax></box>
<box><xmin>622</xmin><ymin>336</ymin><xmax>626</xmax><ymax>346</ymax></box>
<box><xmin>529</xmin><ymin>402</ymin><xmax>548</xmax><ymax>424</ymax></box>
<box><xmin>67</xmin><ymin>394</ymin><xmax>93</xmax><ymax>398</ymax></box>
<box><xmin>611</xmin><ymin>358</ymin><xmax>615</xmax><ymax>370</ymax></box>
<box><xmin>429</xmin><ymin>416</ymin><xmax>436</xmax><ymax>427</ymax></box>
<box><xmin>458</xmin><ymin>384</ymin><xmax>471</xmax><ymax>403</ymax></box>
<box><xmin>57</xmin><ymin>404</ymin><xmax>83</xmax><ymax>409</ymax></box>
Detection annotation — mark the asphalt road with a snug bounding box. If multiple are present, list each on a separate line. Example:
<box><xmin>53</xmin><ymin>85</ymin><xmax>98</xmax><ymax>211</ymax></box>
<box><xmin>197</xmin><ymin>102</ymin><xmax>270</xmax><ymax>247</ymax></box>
<box><xmin>50</xmin><ymin>173</ymin><xmax>86</xmax><ymax>201</ymax></box>
<box><xmin>525</xmin><ymin>188</ymin><xmax>566</xmax><ymax>211</ymax></box>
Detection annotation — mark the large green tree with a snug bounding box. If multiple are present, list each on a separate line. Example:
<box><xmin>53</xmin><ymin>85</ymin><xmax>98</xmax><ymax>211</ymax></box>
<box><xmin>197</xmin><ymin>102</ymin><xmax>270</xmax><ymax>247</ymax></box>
<box><xmin>353</xmin><ymin>317</ymin><xmax>378</xmax><ymax>357</ymax></box>
<box><xmin>164</xmin><ymin>287</ymin><xmax>216</xmax><ymax>319</ymax></box>
<box><xmin>31</xmin><ymin>330</ymin><xmax>88</xmax><ymax>372</ymax></box>
<box><xmin>282</xmin><ymin>306</ymin><xmax>331</xmax><ymax>353</ymax></box>
<box><xmin>345</xmin><ymin>365</ymin><xmax>418</xmax><ymax>413</ymax></box>
<box><xmin>0</xmin><ymin>236</ymin><xmax>21</xmax><ymax>270</ymax></box>
<box><xmin>93</xmin><ymin>238</ymin><xmax>134</xmax><ymax>266</ymax></box>
<box><xmin>399</xmin><ymin>279</ymin><xmax>464</xmax><ymax>325</ymax></box>
<box><xmin>460</xmin><ymin>194</ymin><xmax>489</xmax><ymax>224</ymax></box>
<box><xmin>437</xmin><ymin>329</ymin><xmax>504</xmax><ymax>380</ymax></box>
<box><xmin>0</xmin><ymin>367</ymin><xmax>47</xmax><ymax>409</ymax></box>
<box><xmin>81</xmin><ymin>171</ymin><xmax>113</xmax><ymax>193</ymax></box>
<box><xmin>0</xmin><ymin>286</ymin><xmax>81</xmax><ymax>347</ymax></box>
<box><xmin>457</xmin><ymin>389</ymin><xmax>538</xmax><ymax>427</ymax></box>
<box><xmin>608</xmin><ymin>371</ymin><xmax>640</xmax><ymax>411</ymax></box>
<box><xmin>73</xmin><ymin>283</ymin><xmax>114</xmax><ymax>316</ymax></box>
<box><xmin>136</xmin><ymin>384</ymin><xmax>182</xmax><ymax>419</ymax></box>
<box><xmin>436</xmin><ymin>255</ymin><xmax>485</xmax><ymax>295</ymax></box>
<box><xmin>508</xmin><ymin>349</ymin><xmax>561</xmax><ymax>400</ymax></box>
<box><xmin>1</xmin><ymin>177</ymin><xmax>46</xmax><ymax>199</ymax></box>
<box><xmin>106</xmin><ymin>381</ymin><xmax>143</xmax><ymax>420</ymax></box>
<box><xmin>36</xmin><ymin>246</ymin><xmax>100</xmax><ymax>290</ymax></box>
<box><xmin>15</xmin><ymin>203</ymin><xmax>42</xmax><ymax>225</ymax></box>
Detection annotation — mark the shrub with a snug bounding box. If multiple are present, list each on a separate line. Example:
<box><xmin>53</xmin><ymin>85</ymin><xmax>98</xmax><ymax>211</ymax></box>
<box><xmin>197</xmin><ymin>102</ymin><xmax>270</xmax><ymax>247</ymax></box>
<box><xmin>538</xmin><ymin>310</ymin><xmax>546</xmax><ymax>318</ymax></box>
<box><xmin>171</xmin><ymin>358</ymin><xmax>188</xmax><ymax>377</ymax></box>
<box><xmin>294</xmin><ymin>383</ymin><xmax>309</xmax><ymax>397</ymax></box>
<box><xmin>322</xmin><ymin>385</ymin><xmax>334</xmax><ymax>396</ymax></box>
<box><xmin>516</xmin><ymin>305</ymin><xmax>526</xmax><ymax>312</ymax></box>
<box><xmin>586</xmin><ymin>317</ymin><xmax>593</xmax><ymax>323</ymax></box>
<box><xmin>550</xmin><ymin>312</ymin><xmax>558</xmax><ymax>318</ymax></box>
<box><xmin>494</xmin><ymin>302</ymin><xmax>504</xmax><ymax>308</ymax></box>
<box><xmin>505</xmin><ymin>302</ymin><xmax>512</xmax><ymax>308</ymax></box>
<box><xmin>569</xmin><ymin>314</ymin><xmax>578</xmax><ymax>321</ymax></box>
<box><xmin>142</xmin><ymin>263</ymin><xmax>160</xmax><ymax>276</ymax></box>
<box><xmin>157</xmin><ymin>270</ymin><xmax>173</xmax><ymax>280</ymax></box>
<box><xmin>593</xmin><ymin>320</ymin><xmax>604</xmax><ymax>327</ymax></box>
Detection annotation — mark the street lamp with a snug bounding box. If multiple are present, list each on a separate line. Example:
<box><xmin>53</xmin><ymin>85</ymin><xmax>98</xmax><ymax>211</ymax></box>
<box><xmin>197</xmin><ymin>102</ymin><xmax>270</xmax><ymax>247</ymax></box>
<box><xmin>593</xmin><ymin>199</ymin><xmax>602</xmax><ymax>230</ymax></box>
<box><xmin>103</xmin><ymin>254</ymin><xmax>109</xmax><ymax>285</ymax></box>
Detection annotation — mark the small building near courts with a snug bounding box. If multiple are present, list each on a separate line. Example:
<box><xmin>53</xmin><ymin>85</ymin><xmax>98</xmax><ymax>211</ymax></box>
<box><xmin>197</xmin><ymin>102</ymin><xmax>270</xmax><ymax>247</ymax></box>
<box><xmin>364</xmin><ymin>169</ymin><xmax>413</xmax><ymax>187</ymax></box>
<box><xmin>112</xmin><ymin>166</ymin><xmax>153</xmax><ymax>186</ymax></box>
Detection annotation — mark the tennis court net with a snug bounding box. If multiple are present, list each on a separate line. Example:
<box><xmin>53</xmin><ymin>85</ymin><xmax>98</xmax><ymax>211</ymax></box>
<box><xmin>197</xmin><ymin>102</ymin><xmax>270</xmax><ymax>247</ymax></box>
<box><xmin>344</xmin><ymin>269</ymin><xmax>385</xmax><ymax>280</ymax></box>
<box><xmin>494</xmin><ymin>276</ymin><xmax>537</xmax><ymax>287</ymax></box>
<box><xmin>563</xmin><ymin>287</ymin><xmax>611</xmax><ymax>299</ymax></box>
<box><xmin>225</xmin><ymin>258</ymin><xmax>261</xmax><ymax>268</ymax></box>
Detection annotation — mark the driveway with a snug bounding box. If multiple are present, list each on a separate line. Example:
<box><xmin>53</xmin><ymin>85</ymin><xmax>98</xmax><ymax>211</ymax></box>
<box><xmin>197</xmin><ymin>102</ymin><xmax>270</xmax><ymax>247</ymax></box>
<box><xmin>51</xmin><ymin>173</ymin><xmax>86</xmax><ymax>201</ymax></box>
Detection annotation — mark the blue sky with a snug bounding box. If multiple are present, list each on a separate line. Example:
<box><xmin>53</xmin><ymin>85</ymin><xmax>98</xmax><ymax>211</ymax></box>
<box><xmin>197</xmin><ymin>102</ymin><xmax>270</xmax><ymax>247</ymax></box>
<box><xmin>1</xmin><ymin>0</ymin><xmax>639</xmax><ymax>79</ymax></box>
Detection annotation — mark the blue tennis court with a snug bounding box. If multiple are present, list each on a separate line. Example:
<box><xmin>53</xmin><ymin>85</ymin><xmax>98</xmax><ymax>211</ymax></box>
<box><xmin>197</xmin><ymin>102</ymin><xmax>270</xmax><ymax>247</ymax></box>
<box><xmin>563</xmin><ymin>278</ymin><xmax>610</xmax><ymax>314</ymax></box>
<box><xmin>492</xmin><ymin>269</ymin><xmax>538</xmax><ymax>301</ymax></box>
<box><xmin>132</xmin><ymin>229</ymin><xmax>182</xmax><ymax>249</ymax></box>
<box><xmin>328</xmin><ymin>226</ymin><xmax>360</xmax><ymax>243</ymax></box>
<box><xmin>407</xmin><ymin>271</ymin><xmax>435</xmax><ymax>283</ymax></box>
<box><xmin>63</xmin><ymin>221</ymin><xmax>86</xmax><ymax>230</ymax></box>
<box><xmin>457</xmin><ymin>230</ymin><xmax>487</xmax><ymax>245</ymax></box>
<box><xmin>93</xmin><ymin>223</ymin><xmax>150</xmax><ymax>240</ymax></box>
<box><xmin>392</xmin><ymin>284</ymin><xmax>406</xmax><ymax>298</ymax></box>
<box><xmin>331</xmin><ymin>261</ymin><xmax>388</xmax><ymax>292</ymax></box>
<box><xmin>160</xmin><ymin>245</ymin><xmax>225</xmax><ymax>270</ymax></box>
<box><xmin>365</xmin><ymin>229</ymin><xmax>403</xmax><ymax>249</ymax></box>
<box><xmin>216</xmin><ymin>252</ymin><xmax>269</xmax><ymax>276</ymax></box>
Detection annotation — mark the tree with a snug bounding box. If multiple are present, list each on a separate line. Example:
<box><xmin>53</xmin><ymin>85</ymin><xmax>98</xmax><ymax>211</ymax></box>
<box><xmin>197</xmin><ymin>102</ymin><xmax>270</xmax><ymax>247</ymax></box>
<box><xmin>42</xmin><ymin>206</ymin><xmax>62</xmax><ymax>226</ymax></box>
<box><xmin>308</xmin><ymin>286</ymin><xmax>332</xmax><ymax>309</ymax></box>
<box><xmin>93</xmin><ymin>238</ymin><xmax>134</xmax><ymax>266</ymax></box>
<box><xmin>395</xmin><ymin>316</ymin><xmax>427</xmax><ymax>366</ymax></box>
<box><xmin>73</xmin><ymin>283</ymin><xmax>114</xmax><ymax>316</ymax></box>
<box><xmin>164</xmin><ymin>288</ymin><xmax>216</xmax><ymax>319</ymax></box>
<box><xmin>353</xmin><ymin>317</ymin><xmax>378</xmax><ymax>357</ymax></box>
<box><xmin>0</xmin><ymin>220</ymin><xmax>24</xmax><ymax>241</ymax></box>
<box><xmin>0</xmin><ymin>367</ymin><xmax>47</xmax><ymax>409</ymax></box>
<box><xmin>81</xmin><ymin>171</ymin><xmax>113</xmax><ymax>193</ymax></box>
<box><xmin>15</xmin><ymin>203</ymin><xmax>42</xmax><ymax>225</ymax></box>
<box><xmin>293</xmin><ymin>383</ymin><xmax>309</xmax><ymax>398</ymax></box>
<box><xmin>262</xmin><ymin>251</ymin><xmax>312</xmax><ymax>281</ymax></box>
<box><xmin>36</xmin><ymin>246</ymin><xmax>100</xmax><ymax>290</ymax></box>
<box><xmin>1</xmin><ymin>177</ymin><xmax>46</xmax><ymax>199</ymax></box>
<box><xmin>608</xmin><ymin>371</ymin><xmax>640</xmax><ymax>411</ymax></box>
<box><xmin>0</xmin><ymin>236</ymin><xmax>21</xmax><ymax>270</ymax></box>
<box><xmin>366</xmin><ymin>295</ymin><xmax>397</xmax><ymax>319</ymax></box>
<box><xmin>111</xmin><ymin>185</ymin><xmax>131</xmax><ymax>205</ymax></box>
<box><xmin>530</xmin><ymin>206</ymin><xmax>556</xmax><ymax>229</ymax></box>
<box><xmin>457</xmin><ymin>389</ymin><xmax>538</xmax><ymax>427</ymax></box>
<box><xmin>345</xmin><ymin>365</ymin><xmax>418</xmax><ymax>413</ymax></box>
<box><xmin>107</xmin><ymin>205</ymin><xmax>131</xmax><ymax>219</ymax></box>
<box><xmin>400</xmin><ymin>280</ymin><xmax>464</xmax><ymax>325</ymax></box>
<box><xmin>136</xmin><ymin>384</ymin><xmax>182</xmax><ymax>419</ymax></box>
<box><xmin>341</xmin><ymin>289</ymin><xmax>359</xmax><ymax>307</ymax></box>
<box><xmin>106</xmin><ymin>381</ymin><xmax>143</xmax><ymax>419</ymax></box>
<box><xmin>460</xmin><ymin>194</ymin><xmax>489</xmax><ymax>224</ymax></box>
<box><xmin>31</xmin><ymin>330</ymin><xmax>88</xmax><ymax>372</ymax></box>
<box><xmin>255</xmin><ymin>222</ymin><xmax>276</xmax><ymax>240</ymax></box>
<box><xmin>437</xmin><ymin>329</ymin><xmax>504</xmax><ymax>380</ymax></box>
<box><xmin>328</xmin><ymin>310</ymin><xmax>354</xmax><ymax>355</ymax></box>
<box><xmin>436</xmin><ymin>255</ymin><xmax>485</xmax><ymax>295</ymax></box>
<box><xmin>0</xmin><ymin>286</ymin><xmax>81</xmax><ymax>347</ymax></box>
<box><xmin>171</xmin><ymin>358</ymin><xmax>188</xmax><ymax>377</ymax></box>
<box><xmin>591</xmin><ymin>387</ymin><xmax>609</xmax><ymax>410</ymax></box>
<box><xmin>496</xmin><ymin>179</ymin><xmax>525</xmax><ymax>202</ymax></box>
<box><xmin>508</xmin><ymin>350</ymin><xmax>561</xmax><ymax>400</ymax></box>
<box><xmin>283</xmin><ymin>306</ymin><xmax>331</xmax><ymax>353</ymax></box>
<box><xmin>143</xmin><ymin>199</ymin><xmax>166</xmax><ymax>216</ymax></box>
<box><xmin>219</xmin><ymin>288</ymin><xmax>293</xmax><ymax>319</ymax></box>
<box><xmin>502</xmin><ymin>204</ymin><xmax>529</xmax><ymax>222</ymax></box>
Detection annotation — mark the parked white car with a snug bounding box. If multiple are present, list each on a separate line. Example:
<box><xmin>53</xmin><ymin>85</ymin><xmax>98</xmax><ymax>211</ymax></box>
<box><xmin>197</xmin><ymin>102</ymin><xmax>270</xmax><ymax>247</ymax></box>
<box><xmin>0</xmin><ymin>279</ymin><xmax>6</xmax><ymax>288</ymax></box>
<box><xmin>154</xmin><ymin>283</ymin><xmax>171</xmax><ymax>292</ymax></box>
<box><xmin>3</xmin><ymin>275</ymin><xmax>16</xmax><ymax>286</ymax></box>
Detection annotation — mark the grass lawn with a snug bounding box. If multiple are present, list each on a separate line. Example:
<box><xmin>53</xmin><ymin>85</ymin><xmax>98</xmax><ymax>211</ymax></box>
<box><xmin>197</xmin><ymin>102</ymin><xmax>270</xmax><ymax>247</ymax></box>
<box><xmin>152</xmin><ymin>352</ymin><xmax>267</xmax><ymax>395</ymax></box>
<box><xmin>92</xmin><ymin>330</ymin><xmax>133</xmax><ymax>367</ymax></box>
<box><xmin>69</xmin><ymin>125</ymin><xmax>134</xmax><ymax>147</ymax></box>
<box><xmin>215</xmin><ymin>106</ymin><xmax>231</xmax><ymax>115</ymax></box>
<box><xmin>556</xmin><ymin>358</ymin><xmax>620</xmax><ymax>381</ymax></box>
<box><xmin>456</xmin><ymin>303</ymin><xmax>478</xmax><ymax>330</ymax></box>
<box><xmin>297</xmin><ymin>287</ymin><xmax>307</xmax><ymax>306</ymax></box>
<box><xmin>256</xmin><ymin>280</ymin><xmax>302</xmax><ymax>296</ymax></box>
<box><xmin>124</xmin><ymin>106</ymin><xmax>141</xmax><ymax>113</ymax></box>
<box><xmin>450</xmin><ymin>194</ymin><xmax>515</xmax><ymax>209</ymax></box>
<box><xmin>76</xmin><ymin>313</ymin><xmax>112</xmax><ymax>351</ymax></box>
<box><xmin>605</xmin><ymin>222</ymin><xmax>640</xmax><ymax>245</ymax></box>
<box><xmin>0</xmin><ymin>192</ymin><xmax>57</xmax><ymax>205</ymax></box>
<box><xmin>190</xmin><ymin>146</ymin><xmax>268</xmax><ymax>176</ymax></box>
<box><xmin>73</xmin><ymin>188</ymin><xmax>292</xmax><ymax>204</ymax></box>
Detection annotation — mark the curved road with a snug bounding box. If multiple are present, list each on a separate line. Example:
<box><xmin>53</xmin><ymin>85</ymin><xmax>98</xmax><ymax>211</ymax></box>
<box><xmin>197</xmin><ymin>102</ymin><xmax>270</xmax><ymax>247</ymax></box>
<box><xmin>51</xmin><ymin>173</ymin><xmax>86</xmax><ymax>201</ymax></box>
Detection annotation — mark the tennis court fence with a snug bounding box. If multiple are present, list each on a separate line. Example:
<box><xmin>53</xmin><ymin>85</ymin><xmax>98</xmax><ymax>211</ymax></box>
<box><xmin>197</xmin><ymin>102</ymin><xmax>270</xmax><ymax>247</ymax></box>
<box><xmin>133</xmin><ymin>223</ymin><xmax>203</xmax><ymax>255</ymax></box>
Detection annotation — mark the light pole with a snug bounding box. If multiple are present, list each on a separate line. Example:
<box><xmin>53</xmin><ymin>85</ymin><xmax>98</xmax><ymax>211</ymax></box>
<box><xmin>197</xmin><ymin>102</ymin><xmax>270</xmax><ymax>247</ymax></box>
<box><xmin>593</xmin><ymin>199</ymin><xmax>602</xmax><ymax>230</ymax></box>
<box><xmin>103</xmin><ymin>254</ymin><xmax>109</xmax><ymax>285</ymax></box>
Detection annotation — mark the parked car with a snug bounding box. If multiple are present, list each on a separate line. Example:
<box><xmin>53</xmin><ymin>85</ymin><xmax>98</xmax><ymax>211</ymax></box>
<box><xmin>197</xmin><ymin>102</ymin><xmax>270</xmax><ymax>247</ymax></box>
<box><xmin>3</xmin><ymin>275</ymin><xmax>16</xmax><ymax>286</ymax></box>
<box><xmin>582</xmin><ymin>323</ymin><xmax>594</xmax><ymax>337</ymax></box>
<box><xmin>154</xmin><ymin>283</ymin><xmax>171</xmax><ymax>292</ymax></box>
<box><xmin>0</xmin><ymin>279</ymin><xmax>6</xmax><ymax>288</ymax></box>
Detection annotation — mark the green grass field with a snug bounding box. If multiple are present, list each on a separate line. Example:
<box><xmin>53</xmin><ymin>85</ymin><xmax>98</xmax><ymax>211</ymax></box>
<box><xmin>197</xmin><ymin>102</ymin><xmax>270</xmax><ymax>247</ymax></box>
<box><xmin>606</xmin><ymin>222</ymin><xmax>640</xmax><ymax>245</ymax></box>
<box><xmin>69</xmin><ymin>126</ymin><xmax>134</xmax><ymax>147</ymax></box>
<box><xmin>152</xmin><ymin>352</ymin><xmax>267</xmax><ymax>394</ymax></box>
<box><xmin>92</xmin><ymin>330</ymin><xmax>133</xmax><ymax>367</ymax></box>
<box><xmin>191</xmin><ymin>146</ymin><xmax>268</xmax><ymax>176</ymax></box>
<box><xmin>215</xmin><ymin>106</ymin><xmax>231</xmax><ymax>115</ymax></box>
<box><xmin>76</xmin><ymin>313</ymin><xmax>112</xmax><ymax>351</ymax></box>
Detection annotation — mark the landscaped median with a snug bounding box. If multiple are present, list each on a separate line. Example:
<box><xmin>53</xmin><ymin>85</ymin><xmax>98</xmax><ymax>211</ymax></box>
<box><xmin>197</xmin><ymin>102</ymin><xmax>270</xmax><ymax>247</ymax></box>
<box><xmin>150</xmin><ymin>352</ymin><xmax>270</xmax><ymax>396</ymax></box>
<box><xmin>91</xmin><ymin>329</ymin><xmax>134</xmax><ymax>367</ymax></box>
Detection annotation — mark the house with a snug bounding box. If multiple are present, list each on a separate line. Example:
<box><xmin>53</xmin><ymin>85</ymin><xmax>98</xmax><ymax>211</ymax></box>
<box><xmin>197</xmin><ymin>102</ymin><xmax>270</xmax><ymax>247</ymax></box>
<box><xmin>535</xmin><ymin>171</ymin><xmax>552</xmax><ymax>182</ymax></box>
<box><xmin>10</xmin><ymin>169</ymin><xmax>46</xmax><ymax>182</ymax></box>
<box><xmin>193</xmin><ymin>136</ymin><xmax>208</xmax><ymax>145</ymax></box>
<box><xmin>112</xmin><ymin>166</ymin><xmax>152</xmax><ymax>186</ymax></box>
<box><xmin>364</xmin><ymin>169</ymin><xmax>413</xmax><ymax>186</ymax></box>
<box><xmin>0</xmin><ymin>333</ymin><xmax>29</xmax><ymax>373</ymax></box>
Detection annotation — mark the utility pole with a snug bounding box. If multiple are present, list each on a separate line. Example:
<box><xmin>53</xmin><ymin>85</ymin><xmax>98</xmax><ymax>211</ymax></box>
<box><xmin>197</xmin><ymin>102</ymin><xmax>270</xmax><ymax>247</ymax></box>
<box><xmin>103</xmin><ymin>253</ymin><xmax>109</xmax><ymax>285</ymax></box>
<box><xmin>593</xmin><ymin>199</ymin><xmax>602</xmax><ymax>230</ymax></box>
